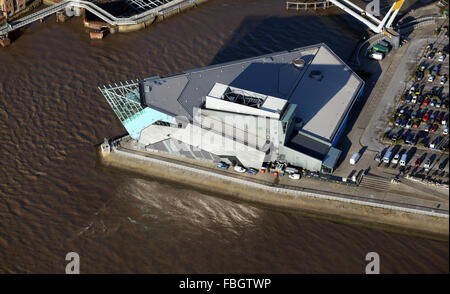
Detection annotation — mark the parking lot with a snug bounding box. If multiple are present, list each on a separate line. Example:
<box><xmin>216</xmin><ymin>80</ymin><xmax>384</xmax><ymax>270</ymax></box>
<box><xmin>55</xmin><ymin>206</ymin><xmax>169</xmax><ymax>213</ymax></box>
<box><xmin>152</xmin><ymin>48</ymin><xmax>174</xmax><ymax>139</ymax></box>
<box><xmin>384</xmin><ymin>37</ymin><xmax>449</xmax><ymax>150</ymax></box>
<box><xmin>377</xmin><ymin>30</ymin><xmax>449</xmax><ymax>180</ymax></box>
<box><xmin>374</xmin><ymin>145</ymin><xmax>449</xmax><ymax>174</ymax></box>
<box><xmin>334</xmin><ymin>25</ymin><xmax>449</xmax><ymax>190</ymax></box>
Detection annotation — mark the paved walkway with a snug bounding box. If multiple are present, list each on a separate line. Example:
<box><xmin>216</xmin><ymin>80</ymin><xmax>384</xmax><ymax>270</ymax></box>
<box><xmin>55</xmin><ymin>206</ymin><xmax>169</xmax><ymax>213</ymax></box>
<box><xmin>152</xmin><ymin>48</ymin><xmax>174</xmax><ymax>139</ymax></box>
<box><xmin>114</xmin><ymin>137</ymin><xmax>449</xmax><ymax>215</ymax></box>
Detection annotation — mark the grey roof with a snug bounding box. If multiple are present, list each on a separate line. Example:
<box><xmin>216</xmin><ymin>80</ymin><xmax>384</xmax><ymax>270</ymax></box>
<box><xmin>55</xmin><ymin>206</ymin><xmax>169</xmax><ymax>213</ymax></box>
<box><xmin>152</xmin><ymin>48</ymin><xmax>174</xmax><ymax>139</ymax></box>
<box><xmin>286</xmin><ymin>131</ymin><xmax>330</xmax><ymax>161</ymax></box>
<box><xmin>140</xmin><ymin>43</ymin><xmax>363</xmax><ymax>143</ymax></box>
<box><xmin>140</xmin><ymin>45</ymin><xmax>320</xmax><ymax>119</ymax></box>
<box><xmin>288</xmin><ymin>46</ymin><xmax>364</xmax><ymax>142</ymax></box>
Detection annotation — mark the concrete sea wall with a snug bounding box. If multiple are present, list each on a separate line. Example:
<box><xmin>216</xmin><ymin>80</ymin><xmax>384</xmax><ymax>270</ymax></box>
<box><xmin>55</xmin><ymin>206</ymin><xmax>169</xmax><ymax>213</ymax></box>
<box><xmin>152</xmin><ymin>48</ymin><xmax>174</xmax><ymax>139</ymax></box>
<box><xmin>98</xmin><ymin>148</ymin><xmax>449</xmax><ymax>241</ymax></box>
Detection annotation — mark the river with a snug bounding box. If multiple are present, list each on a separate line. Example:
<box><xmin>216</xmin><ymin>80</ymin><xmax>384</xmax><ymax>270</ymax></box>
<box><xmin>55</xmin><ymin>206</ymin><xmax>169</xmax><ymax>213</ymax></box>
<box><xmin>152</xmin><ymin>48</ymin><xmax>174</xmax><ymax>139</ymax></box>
<box><xmin>0</xmin><ymin>0</ymin><xmax>447</xmax><ymax>273</ymax></box>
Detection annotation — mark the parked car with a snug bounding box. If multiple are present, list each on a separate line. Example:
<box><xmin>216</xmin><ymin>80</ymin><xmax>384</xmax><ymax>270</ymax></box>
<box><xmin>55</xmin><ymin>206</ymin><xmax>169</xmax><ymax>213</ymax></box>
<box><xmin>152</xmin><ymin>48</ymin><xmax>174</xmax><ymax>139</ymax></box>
<box><xmin>405</xmin><ymin>119</ymin><xmax>413</xmax><ymax>128</ymax></box>
<box><xmin>417</xmin><ymin>95</ymin><xmax>424</xmax><ymax>105</ymax></box>
<box><xmin>415</xmin><ymin>157</ymin><xmax>423</xmax><ymax>166</ymax></box>
<box><xmin>234</xmin><ymin>165</ymin><xmax>246</xmax><ymax>173</ymax></box>
<box><xmin>439</xmin><ymin>159</ymin><xmax>448</xmax><ymax>170</ymax></box>
<box><xmin>436</xmin><ymin>100</ymin><xmax>442</xmax><ymax>108</ymax></box>
<box><xmin>400</xmin><ymin>153</ymin><xmax>408</xmax><ymax>166</ymax></box>
<box><xmin>405</xmin><ymin>134</ymin><xmax>413</xmax><ymax>144</ymax></box>
<box><xmin>406</xmin><ymin>95</ymin><xmax>412</xmax><ymax>103</ymax></box>
<box><xmin>429</xmin><ymin>113</ymin><xmax>436</xmax><ymax>123</ymax></box>
<box><xmin>411</xmin><ymin>111</ymin><xmax>417</xmax><ymax>119</ymax></box>
<box><xmin>412</xmin><ymin>120</ymin><xmax>420</xmax><ymax>128</ymax></box>
<box><xmin>246</xmin><ymin>168</ymin><xmax>258</xmax><ymax>175</ymax></box>
<box><xmin>429</xmin><ymin>137</ymin><xmax>441</xmax><ymax>149</ymax></box>
<box><xmin>438</xmin><ymin>54</ymin><xmax>446</xmax><ymax>62</ymax></box>
<box><xmin>416</xmin><ymin>109</ymin><xmax>423</xmax><ymax>119</ymax></box>
<box><xmin>400</xmin><ymin>119</ymin><xmax>407</xmax><ymax>128</ymax></box>
<box><xmin>424</xmin><ymin>159</ymin><xmax>431</xmax><ymax>169</ymax></box>
<box><xmin>411</xmin><ymin>95</ymin><xmax>417</xmax><ymax>104</ymax></box>
<box><xmin>423</xmin><ymin>98</ymin><xmax>430</xmax><ymax>106</ymax></box>
<box><xmin>427</xmin><ymin>52</ymin><xmax>435</xmax><ymax>59</ymax></box>
<box><xmin>417</xmin><ymin>71</ymin><xmax>424</xmax><ymax>80</ymax></box>
<box><xmin>391</xmin><ymin>153</ymin><xmax>401</xmax><ymax>165</ymax></box>
<box><xmin>441</xmin><ymin>76</ymin><xmax>448</xmax><ymax>85</ymax></box>
<box><xmin>422</xmin><ymin>112</ymin><xmax>430</xmax><ymax>121</ymax></box>
<box><xmin>442</xmin><ymin>114</ymin><xmax>448</xmax><ymax>125</ymax></box>
<box><xmin>431</xmin><ymin>65</ymin><xmax>439</xmax><ymax>75</ymax></box>
<box><xmin>375</xmin><ymin>152</ymin><xmax>383</xmax><ymax>162</ymax></box>
<box><xmin>425</xmin><ymin>123</ymin><xmax>432</xmax><ymax>132</ymax></box>
<box><xmin>444</xmin><ymin>127</ymin><xmax>448</xmax><ymax>135</ymax></box>
<box><xmin>395</xmin><ymin>117</ymin><xmax>401</xmax><ymax>126</ymax></box>
<box><xmin>383</xmin><ymin>151</ymin><xmax>393</xmax><ymax>163</ymax></box>
<box><xmin>428</xmin><ymin>75</ymin><xmax>435</xmax><ymax>82</ymax></box>
<box><xmin>369</xmin><ymin>52</ymin><xmax>384</xmax><ymax>60</ymax></box>
<box><xmin>430</xmin><ymin>124</ymin><xmax>439</xmax><ymax>132</ymax></box>
<box><xmin>288</xmin><ymin>173</ymin><xmax>301</xmax><ymax>180</ymax></box>
<box><xmin>430</xmin><ymin>99</ymin><xmax>436</xmax><ymax>107</ymax></box>
<box><xmin>217</xmin><ymin>162</ymin><xmax>230</xmax><ymax>169</ymax></box>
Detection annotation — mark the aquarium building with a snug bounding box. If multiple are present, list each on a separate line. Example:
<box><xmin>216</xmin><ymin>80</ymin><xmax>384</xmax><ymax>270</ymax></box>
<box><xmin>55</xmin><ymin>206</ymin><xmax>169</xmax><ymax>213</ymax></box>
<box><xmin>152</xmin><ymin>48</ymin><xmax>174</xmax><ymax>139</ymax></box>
<box><xmin>99</xmin><ymin>44</ymin><xmax>364</xmax><ymax>173</ymax></box>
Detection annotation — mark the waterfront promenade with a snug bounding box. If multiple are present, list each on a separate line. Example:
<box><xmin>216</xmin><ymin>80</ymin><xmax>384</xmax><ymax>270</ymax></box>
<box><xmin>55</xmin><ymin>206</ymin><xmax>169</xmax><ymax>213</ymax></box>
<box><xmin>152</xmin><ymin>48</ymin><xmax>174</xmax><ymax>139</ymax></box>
<box><xmin>98</xmin><ymin>136</ymin><xmax>449</xmax><ymax>240</ymax></box>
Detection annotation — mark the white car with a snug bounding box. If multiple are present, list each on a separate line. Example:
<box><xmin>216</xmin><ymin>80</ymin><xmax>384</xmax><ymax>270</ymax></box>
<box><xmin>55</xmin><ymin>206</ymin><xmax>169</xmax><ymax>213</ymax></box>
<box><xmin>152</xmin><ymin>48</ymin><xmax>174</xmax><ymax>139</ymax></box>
<box><xmin>440</xmin><ymin>76</ymin><xmax>447</xmax><ymax>85</ymax></box>
<box><xmin>411</xmin><ymin>95</ymin><xmax>417</xmax><ymax>104</ymax></box>
<box><xmin>391</xmin><ymin>153</ymin><xmax>400</xmax><ymax>165</ymax></box>
<box><xmin>428</xmin><ymin>75</ymin><xmax>435</xmax><ymax>82</ymax></box>
<box><xmin>438</xmin><ymin>54</ymin><xmax>446</xmax><ymax>62</ymax></box>
<box><xmin>444</xmin><ymin>127</ymin><xmax>449</xmax><ymax>135</ymax></box>
<box><xmin>234</xmin><ymin>165</ymin><xmax>246</xmax><ymax>173</ymax></box>
<box><xmin>288</xmin><ymin>173</ymin><xmax>301</xmax><ymax>180</ymax></box>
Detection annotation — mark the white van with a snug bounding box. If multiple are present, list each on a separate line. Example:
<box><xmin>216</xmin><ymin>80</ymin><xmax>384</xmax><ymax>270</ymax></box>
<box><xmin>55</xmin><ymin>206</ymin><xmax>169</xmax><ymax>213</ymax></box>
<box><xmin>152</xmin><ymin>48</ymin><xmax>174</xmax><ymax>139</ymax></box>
<box><xmin>349</xmin><ymin>152</ymin><xmax>361</xmax><ymax>165</ymax></box>
<box><xmin>369</xmin><ymin>52</ymin><xmax>384</xmax><ymax>60</ymax></box>
<box><xmin>399</xmin><ymin>154</ymin><xmax>408</xmax><ymax>166</ymax></box>
<box><xmin>383</xmin><ymin>151</ymin><xmax>393</xmax><ymax>163</ymax></box>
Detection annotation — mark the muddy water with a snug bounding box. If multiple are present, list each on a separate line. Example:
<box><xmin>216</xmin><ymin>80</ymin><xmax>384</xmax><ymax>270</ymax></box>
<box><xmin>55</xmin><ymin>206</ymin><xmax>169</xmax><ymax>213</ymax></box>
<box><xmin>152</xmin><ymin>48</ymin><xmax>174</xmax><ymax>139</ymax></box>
<box><xmin>0</xmin><ymin>0</ymin><xmax>447</xmax><ymax>273</ymax></box>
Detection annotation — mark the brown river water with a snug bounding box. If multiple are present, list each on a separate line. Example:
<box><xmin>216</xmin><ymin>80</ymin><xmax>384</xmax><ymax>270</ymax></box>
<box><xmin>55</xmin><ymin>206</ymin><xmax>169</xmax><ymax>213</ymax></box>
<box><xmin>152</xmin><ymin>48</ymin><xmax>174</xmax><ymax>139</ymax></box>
<box><xmin>0</xmin><ymin>0</ymin><xmax>448</xmax><ymax>273</ymax></box>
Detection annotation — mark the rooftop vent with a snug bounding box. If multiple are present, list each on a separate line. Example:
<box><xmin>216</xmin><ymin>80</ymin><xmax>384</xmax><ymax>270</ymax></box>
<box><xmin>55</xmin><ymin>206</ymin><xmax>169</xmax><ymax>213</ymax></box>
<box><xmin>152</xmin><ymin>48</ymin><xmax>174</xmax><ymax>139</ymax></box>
<box><xmin>309</xmin><ymin>70</ymin><xmax>323</xmax><ymax>81</ymax></box>
<box><xmin>292</xmin><ymin>58</ymin><xmax>305</xmax><ymax>69</ymax></box>
<box><xmin>223</xmin><ymin>90</ymin><xmax>264</xmax><ymax>108</ymax></box>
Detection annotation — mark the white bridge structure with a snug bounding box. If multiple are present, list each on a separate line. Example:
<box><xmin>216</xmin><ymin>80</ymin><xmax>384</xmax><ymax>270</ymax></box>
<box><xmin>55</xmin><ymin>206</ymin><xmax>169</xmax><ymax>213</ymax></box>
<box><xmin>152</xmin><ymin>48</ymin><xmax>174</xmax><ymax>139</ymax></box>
<box><xmin>0</xmin><ymin>0</ymin><xmax>189</xmax><ymax>36</ymax></box>
<box><xmin>327</xmin><ymin>0</ymin><xmax>405</xmax><ymax>34</ymax></box>
<box><xmin>1</xmin><ymin>0</ymin><xmax>406</xmax><ymax>38</ymax></box>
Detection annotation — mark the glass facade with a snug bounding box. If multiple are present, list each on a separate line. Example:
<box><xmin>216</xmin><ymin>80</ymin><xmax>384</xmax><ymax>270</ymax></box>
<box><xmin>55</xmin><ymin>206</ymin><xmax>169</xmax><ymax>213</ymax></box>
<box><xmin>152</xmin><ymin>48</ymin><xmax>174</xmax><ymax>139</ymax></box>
<box><xmin>99</xmin><ymin>81</ymin><xmax>173</xmax><ymax>139</ymax></box>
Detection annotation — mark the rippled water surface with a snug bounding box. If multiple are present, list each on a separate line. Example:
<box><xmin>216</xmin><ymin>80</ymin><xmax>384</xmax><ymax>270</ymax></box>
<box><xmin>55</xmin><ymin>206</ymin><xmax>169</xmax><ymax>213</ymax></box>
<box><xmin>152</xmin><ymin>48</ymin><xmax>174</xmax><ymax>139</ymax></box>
<box><xmin>0</xmin><ymin>0</ymin><xmax>448</xmax><ymax>273</ymax></box>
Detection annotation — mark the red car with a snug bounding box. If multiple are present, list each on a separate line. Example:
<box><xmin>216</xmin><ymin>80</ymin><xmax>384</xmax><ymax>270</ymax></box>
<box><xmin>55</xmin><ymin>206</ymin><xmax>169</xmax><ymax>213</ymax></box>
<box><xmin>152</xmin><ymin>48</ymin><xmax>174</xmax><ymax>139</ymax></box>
<box><xmin>422</xmin><ymin>112</ymin><xmax>430</xmax><ymax>121</ymax></box>
<box><xmin>412</xmin><ymin>121</ymin><xmax>420</xmax><ymax>128</ymax></box>
<box><xmin>423</xmin><ymin>98</ymin><xmax>430</xmax><ymax>106</ymax></box>
<box><xmin>430</xmin><ymin>124</ymin><xmax>438</xmax><ymax>132</ymax></box>
<box><xmin>415</xmin><ymin>158</ymin><xmax>423</xmax><ymax>166</ymax></box>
